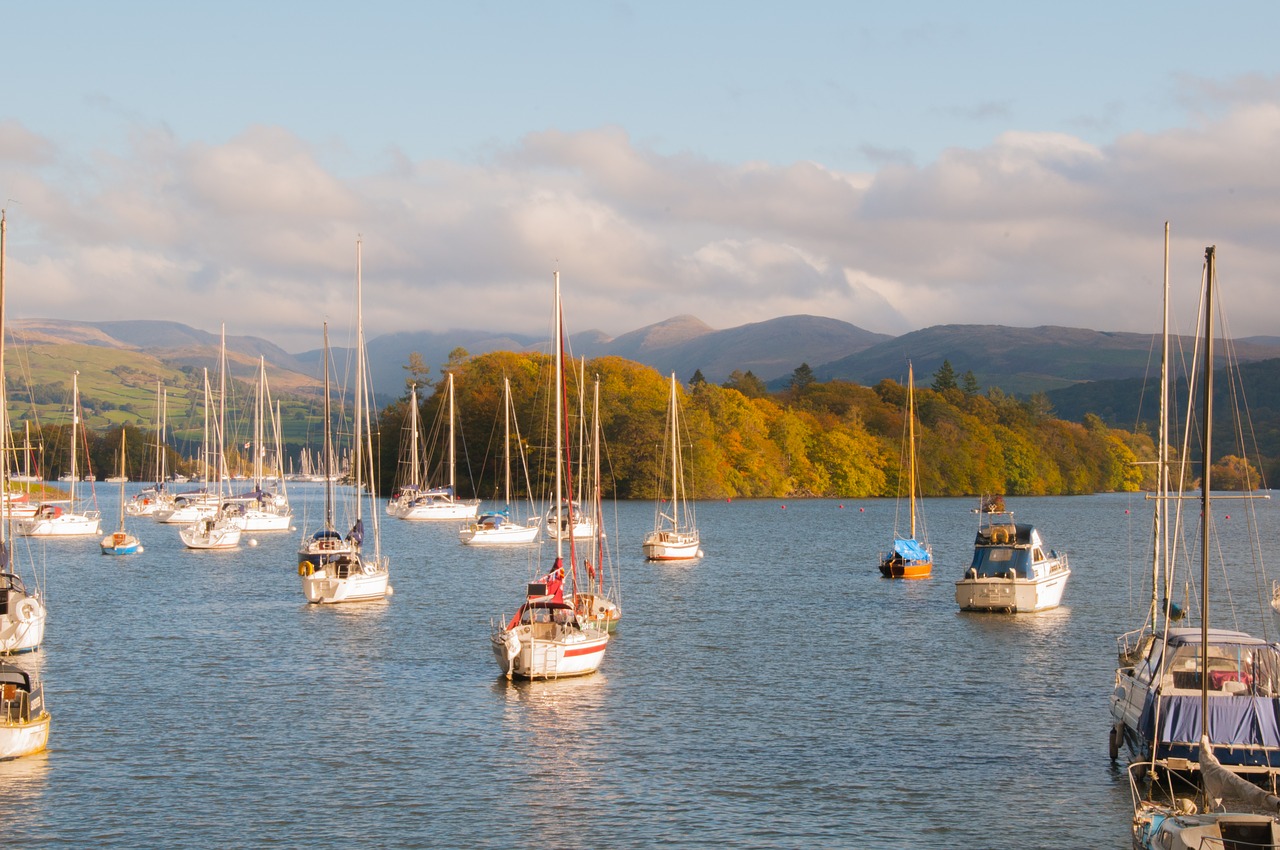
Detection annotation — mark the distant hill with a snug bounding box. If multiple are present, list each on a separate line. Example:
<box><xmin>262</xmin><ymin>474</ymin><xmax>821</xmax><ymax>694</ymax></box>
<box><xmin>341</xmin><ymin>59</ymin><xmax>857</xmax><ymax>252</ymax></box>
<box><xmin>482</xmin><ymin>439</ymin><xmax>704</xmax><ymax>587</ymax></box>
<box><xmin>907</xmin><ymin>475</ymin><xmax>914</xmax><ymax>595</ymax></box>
<box><xmin>588</xmin><ymin>315</ymin><xmax>890</xmax><ymax>383</ymax></box>
<box><xmin>811</xmin><ymin>324</ymin><xmax>1280</xmax><ymax>396</ymax></box>
<box><xmin>1046</xmin><ymin>356</ymin><xmax>1280</xmax><ymax>472</ymax></box>
<box><xmin>12</xmin><ymin>317</ymin><xmax>1280</xmax><ymax>425</ymax></box>
<box><xmin>301</xmin><ymin>314</ymin><xmax>888</xmax><ymax>394</ymax></box>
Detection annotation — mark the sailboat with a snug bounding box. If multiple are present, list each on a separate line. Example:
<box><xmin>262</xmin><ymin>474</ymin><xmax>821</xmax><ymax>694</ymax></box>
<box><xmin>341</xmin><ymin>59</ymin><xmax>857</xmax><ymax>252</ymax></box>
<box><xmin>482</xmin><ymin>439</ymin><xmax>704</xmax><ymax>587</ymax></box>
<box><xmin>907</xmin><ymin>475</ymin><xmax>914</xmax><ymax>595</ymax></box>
<box><xmin>491</xmin><ymin>271</ymin><xmax>610</xmax><ymax>679</ymax></box>
<box><xmin>0</xmin><ymin>209</ymin><xmax>48</xmax><ymax>655</ymax></box>
<box><xmin>879</xmin><ymin>361</ymin><xmax>932</xmax><ymax>578</ymax></box>
<box><xmin>1132</xmin><ymin>735</ymin><xmax>1280</xmax><ymax>849</ymax></box>
<box><xmin>574</xmin><ymin>375</ymin><xmax>621</xmax><ymax>632</ymax></box>
<box><xmin>126</xmin><ymin>382</ymin><xmax>173</xmax><ymax>518</ymax></box>
<box><xmin>17</xmin><ymin>371</ymin><xmax>102</xmax><ymax>538</ymax></box>
<box><xmin>0</xmin><ymin>660</ymin><xmax>49</xmax><ymax>760</ymax></box>
<box><xmin>154</xmin><ymin>379</ymin><xmax>218</xmax><ymax>525</ymax></box>
<box><xmin>298</xmin><ymin>239</ymin><xmax>390</xmax><ymax>604</ymax></box>
<box><xmin>1112</xmin><ymin>241</ymin><xmax>1280</xmax><ymax>783</ymax></box>
<box><xmin>545</xmin><ymin>359</ymin><xmax>597</xmax><ymax>541</ymax></box>
<box><xmin>459</xmin><ymin>376</ymin><xmax>542</xmax><ymax>545</ymax></box>
<box><xmin>223</xmin><ymin>357</ymin><xmax>292</xmax><ymax>532</ymax></box>
<box><xmin>1125</xmin><ymin>240</ymin><xmax>1280</xmax><ymax>845</ymax></box>
<box><xmin>179</xmin><ymin>332</ymin><xmax>241</xmax><ymax>550</ymax></box>
<box><xmin>642</xmin><ymin>373</ymin><xmax>702</xmax><ymax>561</ymax></box>
<box><xmin>100</xmin><ymin>431</ymin><xmax>142</xmax><ymax>555</ymax></box>
<box><xmin>388</xmin><ymin>374</ymin><xmax>479</xmax><ymax>521</ymax></box>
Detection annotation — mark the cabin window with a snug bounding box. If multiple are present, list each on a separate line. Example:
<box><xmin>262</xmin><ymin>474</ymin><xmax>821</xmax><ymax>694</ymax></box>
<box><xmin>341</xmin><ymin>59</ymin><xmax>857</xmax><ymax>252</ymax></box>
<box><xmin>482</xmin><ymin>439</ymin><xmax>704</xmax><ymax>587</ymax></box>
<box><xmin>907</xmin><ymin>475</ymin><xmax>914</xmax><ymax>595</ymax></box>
<box><xmin>989</xmin><ymin>549</ymin><xmax>1012</xmax><ymax>563</ymax></box>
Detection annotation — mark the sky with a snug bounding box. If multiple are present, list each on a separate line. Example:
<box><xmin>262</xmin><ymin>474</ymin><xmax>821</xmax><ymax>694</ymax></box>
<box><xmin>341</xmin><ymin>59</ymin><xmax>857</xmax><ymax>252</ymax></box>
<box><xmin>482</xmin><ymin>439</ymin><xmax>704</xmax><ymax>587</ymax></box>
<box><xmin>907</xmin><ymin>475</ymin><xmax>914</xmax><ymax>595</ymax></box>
<box><xmin>3</xmin><ymin>1</ymin><xmax>1280</xmax><ymax>353</ymax></box>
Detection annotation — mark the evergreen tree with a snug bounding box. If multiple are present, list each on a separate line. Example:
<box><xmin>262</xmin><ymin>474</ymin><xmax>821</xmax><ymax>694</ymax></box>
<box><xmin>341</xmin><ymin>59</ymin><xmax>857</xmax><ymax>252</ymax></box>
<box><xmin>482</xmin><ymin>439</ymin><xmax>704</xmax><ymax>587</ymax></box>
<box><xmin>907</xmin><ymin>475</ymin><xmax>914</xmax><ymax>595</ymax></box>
<box><xmin>690</xmin><ymin>368</ymin><xmax>707</xmax><ymax>385</ymax></box>
<box><xmin>403</xmin><ymin>352</ymin><xmax>431</xmax><ymax>394</ymax></box>
<box><xmin>932</xmin><ymin>359</ymin><xmax>957</xmax><ymax>391</ymax></box>
<box><xmin>791</xmin><ymin>362</ymin><xmax>815</xmax><ymax>393</ymax></box>
<box><xmin>724</xmin><ymin>370</ymin><xmax>768</xmax><ymax>398</ymax></box>
<box><xmin>961</xmin><ymin>370</ymin><xmax>980</xmax><ymax>396</ymax></box>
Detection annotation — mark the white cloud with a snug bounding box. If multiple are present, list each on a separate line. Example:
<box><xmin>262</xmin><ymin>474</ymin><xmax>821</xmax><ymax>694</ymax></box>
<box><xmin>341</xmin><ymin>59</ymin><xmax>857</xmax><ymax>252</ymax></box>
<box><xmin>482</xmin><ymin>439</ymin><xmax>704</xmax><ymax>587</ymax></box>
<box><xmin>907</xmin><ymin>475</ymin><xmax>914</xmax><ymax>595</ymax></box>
<box><xmin>4</xmin><ymin>89</ymin><xmax>1280</xmax><ymax>353</ymax></box>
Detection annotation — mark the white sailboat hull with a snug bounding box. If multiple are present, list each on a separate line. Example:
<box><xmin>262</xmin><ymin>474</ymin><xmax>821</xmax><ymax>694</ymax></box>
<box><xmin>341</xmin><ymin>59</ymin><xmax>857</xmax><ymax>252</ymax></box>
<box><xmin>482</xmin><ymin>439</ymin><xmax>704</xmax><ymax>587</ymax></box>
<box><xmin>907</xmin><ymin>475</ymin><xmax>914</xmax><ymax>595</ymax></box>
<box><xmin>0</xmin><ymin>600</ymin><xmax>45</xmax><ymax>654</ymax></box>
<box><xmin>459</xmin><ymin>520</ymin><xmax>541</xmax><ymax>546</ymax></box>
<box><xmin>16</xmin><ymin>512</ymin><xmax>101</xmax><ymax>537</ymax></box>
<box><xmin>302</xmin><ymin>559</ymin><xmax>390</xmax><ymax>604</ymax></box>
<box><xmin>179</xmin><ymin>519</ymin><xmax>242</xmax><ymax>549</ymax></box>
<box><xmin>545</xmin><ymin>517</ymin><xmax>596</xmax><ymax>540</ymax></box>
<box><xmin>228</xmin><ymin>509</ymin><xmax>293</xmax><ymax>532</ymax></box>
<box><xmin>393</xmin><ymin>500</ymin><xmax>479</xmax><ymax>521</ymax></box>
<box><xmin>155</xmin><ymin>503</ymin><xmax>217</xmax><ymax>524</ymax></box>
<box><xmin>954</xmin><ymin>566</ymin><xmax>1070</xmax><ymax>613</ymax></box>
<box><xmin>490</xmin><ymin>623</ymin><xmax>609</xmax><ymax>679</ymax></box>
<box><xmin>642</xmin><ymin>529</ymin><xmax>701</xmax><ymax>560</ymax></box>
<box><xmin>0</xmin><ymin>714</ymin><xmax>50</xmax><ymax>760</ymax></box>
<box><xmin>124</xmin><ymin>499</ymin><xmax>168</xmax><ymax>517</ymax></box>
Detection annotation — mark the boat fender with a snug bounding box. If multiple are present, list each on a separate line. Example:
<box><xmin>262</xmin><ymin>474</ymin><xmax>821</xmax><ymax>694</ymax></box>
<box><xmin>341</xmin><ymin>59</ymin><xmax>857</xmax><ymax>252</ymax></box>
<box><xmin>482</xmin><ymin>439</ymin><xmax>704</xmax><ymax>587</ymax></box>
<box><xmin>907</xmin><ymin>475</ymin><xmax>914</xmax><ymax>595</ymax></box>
<box><xmin>15</xmin><ymin>597</ymin><xmax>39</xmax><ymax>623</ymax></box>
<box><xmin>504</xmin><ymin>631</ymin><xmax>521</xmax><ymax>660</ymax></box>
<box><xmin>1108</xmin><ymin>723</ymin><xmax>1123</xmax><ymax>761</ymax></box>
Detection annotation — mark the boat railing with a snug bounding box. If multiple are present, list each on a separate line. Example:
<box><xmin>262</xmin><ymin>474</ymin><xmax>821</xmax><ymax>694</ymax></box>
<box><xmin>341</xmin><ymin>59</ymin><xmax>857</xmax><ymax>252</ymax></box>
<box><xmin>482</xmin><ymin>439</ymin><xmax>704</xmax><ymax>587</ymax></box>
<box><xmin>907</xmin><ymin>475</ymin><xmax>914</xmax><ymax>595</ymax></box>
<box><xmin>1117</xmin><ymin>627</ymin><xmax>1153</xmax><ymax>666</ymax></box>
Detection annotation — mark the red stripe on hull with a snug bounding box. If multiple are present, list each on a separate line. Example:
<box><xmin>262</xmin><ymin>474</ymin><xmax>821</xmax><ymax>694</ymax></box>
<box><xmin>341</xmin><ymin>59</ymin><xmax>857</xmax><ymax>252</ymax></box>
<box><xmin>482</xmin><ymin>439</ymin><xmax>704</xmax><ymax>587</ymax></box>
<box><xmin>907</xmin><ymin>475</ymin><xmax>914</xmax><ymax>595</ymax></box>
<box><xmin>564</xmin><ymin>643</ymin><xmax>607</xmax><ymax>658</ymax></box>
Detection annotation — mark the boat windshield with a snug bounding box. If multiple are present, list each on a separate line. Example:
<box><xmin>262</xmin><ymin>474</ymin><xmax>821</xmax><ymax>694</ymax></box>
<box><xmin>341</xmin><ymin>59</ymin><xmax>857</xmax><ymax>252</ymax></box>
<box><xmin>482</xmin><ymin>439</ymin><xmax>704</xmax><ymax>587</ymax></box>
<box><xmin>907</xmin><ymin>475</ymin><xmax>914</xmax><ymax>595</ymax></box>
<box><xmin>1152</xmin><ymin>638</ymin><xmax>1280</xmax><ymax>696</ymax></box>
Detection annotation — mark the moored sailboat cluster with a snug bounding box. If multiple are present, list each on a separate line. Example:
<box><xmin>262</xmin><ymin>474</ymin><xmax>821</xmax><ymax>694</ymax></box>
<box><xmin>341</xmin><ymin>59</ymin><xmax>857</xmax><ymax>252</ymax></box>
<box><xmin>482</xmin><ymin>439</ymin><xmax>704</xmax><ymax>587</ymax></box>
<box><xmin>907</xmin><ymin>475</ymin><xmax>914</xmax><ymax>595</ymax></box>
<box><xmin>0</xmin><ymin>210</ymin><xmax>50</xmax><ymax>760</ymax></box>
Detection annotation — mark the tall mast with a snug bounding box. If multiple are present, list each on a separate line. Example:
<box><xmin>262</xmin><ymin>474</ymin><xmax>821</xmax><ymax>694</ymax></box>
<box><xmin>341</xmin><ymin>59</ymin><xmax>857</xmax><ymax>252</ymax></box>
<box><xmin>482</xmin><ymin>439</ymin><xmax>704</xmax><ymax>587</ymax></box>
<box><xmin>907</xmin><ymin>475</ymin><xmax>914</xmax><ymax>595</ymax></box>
<box><xmin>0</xmin><ymin>211</ymin><xmax>8</xmax><ymax>543</ymax></box>
<box><xmin>1153</xmin><ymin>223</ymin><xmax>1171</xmax><ymax>629</ymax></box>
<box><xmin>577</xmin><ymin>358</ymin><xmax>587</xmax><ymax>509</ymax></box>
<box><xmin>354</xmin><ymin>238</ymin><xmax>364</xmax><ymax>525</ymax></box>
<box><xmin>592</xmin><ymin>374</ymin><xmax>603</xmax><ymax>589</ymax></box>
<box><xmin>218</xmin><ymin>325</ymin><xmax>227</xmax><ymax>498</ymax></box>
<box><xmin>71</xmin><ymin>370</ymin><xmax>80</xmax><ymax>505</ymax></box>
<box><xmin>153</xmin><ymin>381</ymin><xmax>163</xmax><ymax>485</ymax></box>
<box><xmin>1200</xmin><ymin>245</ymin><xmax>1216</xmax><ymax>733</ymax></box>
<box><xmin>553</xmin><ymin>272</ymin><xmax>564</xmax><ymax>566</ymax></box>
<box><xmin>448</xmin><ymin>372</ymin><xmax>456</xmax><ymax>496</ymax></box>
<box><xmin>503</xmin><ymin>377</ymin><xmax>512</xmax><ymax>508</ymax></box>
<box><xmin>408</xmin><ymin>385</ymin><xmax>420</xmax><ymax>490</ymax></box>
<box><xmin>670</xmin><ymin>374</ymin><xmax>679</xmax><ymax>533</ymax></box>
<box><xmin>908</xmin><ymin>361</ymin><xmax>917</xmax><ymax>540</ymax></box>
<box><xmin>255</xmin><ymin>356</ymin><xmax>266</xmax><ymax>487</ymax></box>
<box><xmin>200</xmin><ymin>370</ymin><xmax>209</xmax><ymax>488</ymax></box>
<box><xmin>322</xmin><ymin>323</ymin><xmax>333</xmax><ymax>531</ymax></box>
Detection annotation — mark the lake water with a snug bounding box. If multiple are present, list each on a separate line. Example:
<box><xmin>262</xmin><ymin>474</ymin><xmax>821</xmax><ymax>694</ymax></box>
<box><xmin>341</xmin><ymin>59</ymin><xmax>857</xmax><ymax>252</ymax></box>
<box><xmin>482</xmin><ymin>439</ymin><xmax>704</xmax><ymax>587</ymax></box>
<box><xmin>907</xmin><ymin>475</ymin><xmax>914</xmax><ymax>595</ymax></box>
<box><xmin>2</xmin><ymin>485</ymin><xmax>1278</xmax><ymax>848</ymax></box>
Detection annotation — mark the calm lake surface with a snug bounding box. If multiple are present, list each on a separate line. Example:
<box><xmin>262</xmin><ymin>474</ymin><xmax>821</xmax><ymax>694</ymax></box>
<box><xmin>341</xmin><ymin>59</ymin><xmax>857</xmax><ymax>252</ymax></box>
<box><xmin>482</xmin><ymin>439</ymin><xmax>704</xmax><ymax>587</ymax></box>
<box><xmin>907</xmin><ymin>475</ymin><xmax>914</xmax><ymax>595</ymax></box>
<box><xmin>2</xmin><ymin>485</ymin><xmax>1279</xmax><ymax>848</ymax></box>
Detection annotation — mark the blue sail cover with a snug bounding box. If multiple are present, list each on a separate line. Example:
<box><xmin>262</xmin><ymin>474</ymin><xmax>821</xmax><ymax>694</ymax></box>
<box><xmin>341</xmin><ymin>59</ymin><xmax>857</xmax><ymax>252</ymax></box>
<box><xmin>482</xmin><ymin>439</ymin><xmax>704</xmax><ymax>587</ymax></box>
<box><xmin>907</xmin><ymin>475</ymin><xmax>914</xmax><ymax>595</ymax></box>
<box><xmin>1142</xmin><ymin>693</ymin><xmax>1280</xmax><ymax>767</ymax></box>
<box><xmin>892</xmin><ymin>538</ymin><xmax>931</xmax><ymax>562</ymax></box>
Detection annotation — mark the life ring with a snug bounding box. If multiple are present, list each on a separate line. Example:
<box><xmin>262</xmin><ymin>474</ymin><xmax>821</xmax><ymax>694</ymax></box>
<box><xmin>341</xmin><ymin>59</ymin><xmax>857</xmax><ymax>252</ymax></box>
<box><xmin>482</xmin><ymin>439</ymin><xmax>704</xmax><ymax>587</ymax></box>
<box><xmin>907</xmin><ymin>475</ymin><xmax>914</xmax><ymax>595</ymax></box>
<box><xmin>15</xmin><ymin>596</ymin><xmax>40</xmax><ymax>623</ymax></box>
<box><xmin>298</xmin><ymin>562</ymin><xmax>314</xmax><ymax>577</ymax></box>
<box><xmin>991</xmin><ymin>526</ymin><xmax>1010</xmax><ymax>544</ymax></box>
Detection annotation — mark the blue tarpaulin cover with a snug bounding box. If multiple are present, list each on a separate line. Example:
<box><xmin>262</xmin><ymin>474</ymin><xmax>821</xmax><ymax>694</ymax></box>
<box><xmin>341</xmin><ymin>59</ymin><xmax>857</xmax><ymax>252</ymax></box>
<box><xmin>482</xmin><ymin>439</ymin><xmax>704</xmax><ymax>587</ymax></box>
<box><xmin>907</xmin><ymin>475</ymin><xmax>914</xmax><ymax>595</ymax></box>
<box><xmin>893</xmin><ymin>538</ymin><xmax>931</xmax><ymax>562</ymax></box>
<box><xmin>1143</xmin><ymin>693</ymin><xmax>1280</xmax><ymax>758</ymax></box>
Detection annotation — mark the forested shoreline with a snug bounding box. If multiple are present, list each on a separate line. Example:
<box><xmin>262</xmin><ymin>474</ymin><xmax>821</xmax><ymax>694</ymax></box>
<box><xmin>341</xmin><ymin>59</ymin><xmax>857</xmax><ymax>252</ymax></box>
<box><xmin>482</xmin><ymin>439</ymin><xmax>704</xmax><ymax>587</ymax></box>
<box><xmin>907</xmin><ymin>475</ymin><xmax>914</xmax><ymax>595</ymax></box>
<box><xmin>25</xmin><ymin>349</ymin><xmax>1267</xmax><ymax>501</ymax></box>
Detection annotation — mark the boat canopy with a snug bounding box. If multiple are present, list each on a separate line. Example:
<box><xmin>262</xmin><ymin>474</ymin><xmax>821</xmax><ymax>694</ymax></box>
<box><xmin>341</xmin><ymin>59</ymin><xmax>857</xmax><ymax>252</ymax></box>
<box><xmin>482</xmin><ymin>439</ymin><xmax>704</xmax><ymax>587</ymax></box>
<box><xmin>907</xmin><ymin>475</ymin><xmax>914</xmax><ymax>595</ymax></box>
<box><xmin>0</xmin><ymin>662</ymin><xmax>33</xmax><ymax>689</ymax></box>
<box><xmin>969</xmin><ymin>524</ymin><xmax>1056</xmax><ymax>579</ymax></box>
<box><xmin>892</xmin><ymin>538</ymin><xmax>930</xmax><ymax>562</ymax></box>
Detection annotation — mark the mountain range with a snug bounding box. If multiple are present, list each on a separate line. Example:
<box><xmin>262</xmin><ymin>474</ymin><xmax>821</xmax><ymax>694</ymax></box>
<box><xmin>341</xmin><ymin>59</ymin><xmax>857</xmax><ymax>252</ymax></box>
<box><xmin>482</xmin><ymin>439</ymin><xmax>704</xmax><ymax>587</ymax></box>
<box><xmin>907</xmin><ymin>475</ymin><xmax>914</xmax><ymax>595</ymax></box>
<box><xmin>9</xmin><ymin>315</ymin><xmax>1280</xmax><ymax>409</ymax></box>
